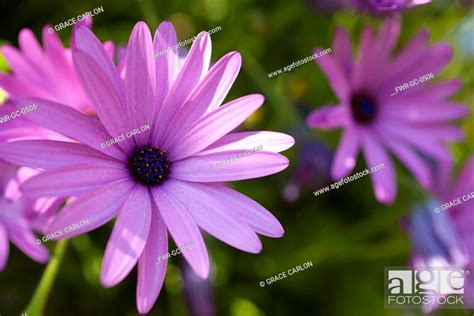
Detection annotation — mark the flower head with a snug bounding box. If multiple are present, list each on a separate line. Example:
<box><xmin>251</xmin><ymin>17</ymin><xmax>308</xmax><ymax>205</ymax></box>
<box><xmin>0</xmin><ymin>160</ymin><xmax>49</xmax><ymax>271</ymax></box>
<box><xmin>0</xmin><ymin>22</ymin><xmax>113</xmax><ymax>115</ymax></box>
<box><xmin>0</xmin><ymin>21</ymin><xmax>294</xmax><ymax>313</ymax></box>
<box><xmin>307</xmin><ymin>18</ymin><xmax>468</xmax><ymax>204</ymax></box>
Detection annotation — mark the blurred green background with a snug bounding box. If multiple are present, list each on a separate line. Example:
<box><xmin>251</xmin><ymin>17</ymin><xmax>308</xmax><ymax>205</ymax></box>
<box><xmin>0</xmin><ymin>0</ymin><xmax>473</xmax><ymax>315</ymax></box>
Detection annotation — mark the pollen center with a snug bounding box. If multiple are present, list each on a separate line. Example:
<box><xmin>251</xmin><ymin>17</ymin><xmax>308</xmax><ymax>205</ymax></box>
<box><xmin>127</xmin><ymin>145</ymin><xmax>171</xmax><ymax>186</ymax></box>
<box><xmin>350</xmin><ymin>92</ymin><xmax>378</xmax><ymax>124</ymax></box>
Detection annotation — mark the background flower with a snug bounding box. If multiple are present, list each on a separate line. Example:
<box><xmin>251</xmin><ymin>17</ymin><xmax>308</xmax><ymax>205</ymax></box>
<box><xmin>307</xmin><ymin>18</ymin><xmax>468</xmax><ymax>204</ymax></box>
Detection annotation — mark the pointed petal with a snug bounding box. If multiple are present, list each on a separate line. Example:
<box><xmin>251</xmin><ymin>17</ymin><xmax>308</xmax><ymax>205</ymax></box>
<box><xmin>151</xmin><ymin>186</ymin><xmax>209</xmax><ymax>278</ymax></box>
<box><xmin>331</xmin><ymin>127</ymin><xmax>360</xmax><ymax>179</ymax></box>
<box><xmin>21</xmin><ymin>164</ymin><xmax>130</xmax><ymax>197</ymax></box>
<box><xmin>136</xmin><ymin>204</ymin><xmax>168</xmax><ymax>314</ymax></box>
<box><xmin>169</xmin><ymin>94</ymin><xmax>264</xmax><ymax>160</ymax></box>
<box><xmin>45</xmin><ymin>180</ymin><xmax>134</xmax><ymax>238</ymax></box>
<box><xmin>172</xmin><ymin>151</ymin><xmax>289</xmax><ymax>182</ymax></box>
<box><xmin>100</xmin><ymin>186</ymin><xmax>151</xmax><ymax>287</ymax></box>
<box><xmin>159</xmin><ymin>180</ymin><xmax>262</xmax><ymax>252</ymax></box>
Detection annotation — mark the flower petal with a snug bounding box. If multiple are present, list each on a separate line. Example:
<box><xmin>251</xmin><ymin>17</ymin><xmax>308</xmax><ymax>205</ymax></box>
<box><xmin>21</xmin><ymin>164</ymin><xmax>130</xmax><ymax>197</ymax></box>
<box><xmin>172</xmin><ymin>151</ymin><xmax>289</xmax><ymax>182</ymax></box>
<box><xmin>331</xmin><ymin>127</ymin><xmax>360</xmax><ymax>179</ymax></box>
<box><xmin>306</xmin><ymin>104</ymin><xmax>349</xmax><ymax>130</ymax></box>
<box><xmin>100</xmin><ymin>186</ymin><xmax>151</xmax><ymax>287</ymax></box>
<box><xmin>163</xmin><ymin>52</ymin><xmax>241</xmax><ymax>148</ymax></box>
<box><xmin>0</xmin><ymin>140</ymin><xmax>119</xmax><ymax>170</ymax></box>
<box><xmin>152</xmin><ymin>186</ymin><xmax>209</xmax><ymax>279</ymax></box>
<box><xmin>45</xmin><ymin>180</ymin><xmax>134</xmax><ymax>238</ymax></box>
<box><xmin>136</xmin><ymin>203</ymin><xmax>168</xmax><ymax>314</ymax></box>
<box><xmin>153</xmin><ymin>21</ymin><xmax>179</xmax><ymax>112</ymax></box>
<box><xmin>160</xmin><ymin>180</ymin><xmax>262</xmax><ymax>252</ymax></box>
<box><xmin>124</xmin><ymin>22</ymin><xmax>156</xmax><ymax>145</ymax></box>
<box><xmin>315</xmin><ymin>48</ymin><xmax>350</xmax><ymax>101</ymax></box>
<box><xmin>197</xmin><ymin>131</ymin><xmax>294</xmax><ymax>155</ymax></box>
<box><xmin>153</xmin><ymin>32</ymin><xmax>211</xmax><ymax>145</ymax></box>
<box><xmin>12</xmin><ymin>98</ymin><xmax>127</xmax><ymax>160</ymax></box>
<box><xmin>73</xmin><ymin>26</ymin><xmax>124</xmax><ymax>94</ymax></box>
<box><xmin>7</xmin><ymin>218</ymin><xmax>49</xmax><ymax>263</ymax></box>
<box><xmin>72</xmin><ymin>51</ymin><xmax>131</xmax><ymax>146</ymax></box>
<box><xmin>169</xmin><ymin>94</ymin><xmax>264</xmax><ymax>161</ymax></box>
<box><xmin>360</xmin><ymin>130</ymin><xmax>397</xmax><ymax>204</ymax></box>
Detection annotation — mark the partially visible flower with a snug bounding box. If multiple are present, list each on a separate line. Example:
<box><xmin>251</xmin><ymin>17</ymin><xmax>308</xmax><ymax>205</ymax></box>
<box><xmin>307</xmin><ymin>18</ymin><xmax>468</xmax><ymax>204</ymax></box>
<box><xmin>0</xmin><ymin>22</ymin><xmax>113</xmax><ymax>114</ymax></box>
<box><xmin>0</xmin><ymin>21</ymin><xmax>294</xmax><ymax>313</ymax></box>
<box><xmin>352</xmin><ymin>0</ymin><xmax>431</xmax><ymax>14</ymax></box>
<box><xmin>0</xmin><ymin>160</ymin><xmax>49</xmax><ymax>271</ymax></box>
<box><xmin>405</xmin><ymin>157</ymin><xmax>474</xmax><ymax>312</ymax></box>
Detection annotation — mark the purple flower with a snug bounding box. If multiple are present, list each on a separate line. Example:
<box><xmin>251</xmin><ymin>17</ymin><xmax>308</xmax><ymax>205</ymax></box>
<box><xmin>0</xmin><ymin>23</ymin><xmax>114</xmax><ymax>115</ymax></box>
<box><xmin>446</xmin><ymin>157</ymin><xmax>474</xmax><ymax>309</ymax></box>
<box><xmin>0</xmin><ymin>160</ymin><xmax>49</xmax><ymax>270</ymax></box>
<box><xmin>0</xmin><ymin>21</ymin><xmax>293</xmax><ymax>313</ymax></box>
<box><xmin>307</xmin><ymin>18</ymin><xmax>468</xmax><ymax>204</ymax></box>
<box><xmin>405</xmin><ymin>157</ymin><xmax>474</xmax><ymax>312</ymax></box>
<box><xmin>352</xmin><ymin>0</ymin><xmax>431</xmax><ymax>13</ymax></box>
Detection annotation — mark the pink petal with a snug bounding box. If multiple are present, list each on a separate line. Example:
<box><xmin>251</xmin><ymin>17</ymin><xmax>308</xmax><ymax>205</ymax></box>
<box><xmin>22</xmin><ymin>164</ymin><xmax>130</xmax><ymax>197</ymax></box>
<box><xmin>377</xmin><ymin>129</ymin><xmax>432</xmax><ymax>189</ymax></box>
<box><xmin>198</xmin><ymin>131</ymin><xmax>294</xmax><ymax>155</ymax></box>
<box><xmin>151</xmin><ymin>186</ymin><xmax>209</xmax><ymax>279</ymax></box>
<box><xmin>18</xmin><ymin>28</ymin><xmax>47</xmax><ymax>66</ymax></box>
<box><xmin>306</xmin><ymin>104</ymin><xmax>349</xmax><ymax>130</ymax></box>
<box><xmin>153</xmin><ymin>21</ymin><xmax>179</xmax><ymax>111</ymax></box>
<box><xmin>45</xmin><ymin>180</ymin><xmax>134</xmax><ymax>238</ymax></box>
<box><xmin>136</xmin><ymin>204</ymin><xmax>168</xmax><ymax>314</ymax></box>
<box><xmin>315</xmin><ymin>48</ymin><xmax>350</xmax><ymax>102</ymax></box>
<box><xmin>0</xmin><ymin>223</ymin><xmax>9</xmax><ymax>271</ymax></box>
<box><xmin>169</xmin><ymin>94</ymin><xmax>264</xmax><ymax>161</ymax></box>
<box><xmin>7</xmin><ymin>219</ymin><xmax>49</xmax><ymax>263</ymax></box>
<box><xmin>353</xmin><ymin>27</ymin><xmax>376</xmax><ymax>90</ymax></box>
<box><xmin>124</xmin><ymin>22</ymin><xmax>156</xmax><ymax>145</ymax></box>
<box><xmin>360</xmin><ymin>131</ymin><xmax>397</xmax><ymax>204</ymax></box>
<box><xmin>171</xmin><ymin>151</ymin><xmax>289</xmax><ymax>182</ymax></box>
<box><xmin>378</xmin><ymin>121</ymin><xmax>453</xmax><ymax>163</ymax></box>
<box><xmin>332</xmin><ymin>27</ymin><xmax>353</xmax><ymax>76</ymax></box>
<box><xmin>153</xmin><ymin>32</ymin><xmax>211</xmax><ymax>145</ymax></box>
<box><xmin>331</xmin><ymin>127</ymin><xmax>360</xmax><ymax>179</ymax></box>
<box><xmin>160</xmin><ymin>180</ymin><xmax>262</xmax><ymax>252</ymax></box>
<box><xmin>73</xmin><ymin>26</ymin><xmax>124</xmax><ymax>94</ymax></box>
<box><xmin>72</xmin><ymin>51</ymin><xmax>131</xmax><ymax>146</ymax></box>
<box><xmin>383</xmin><ymin>102</ymin><xmax>468</xmax><ymax>123</ymax></box>
<box><xmin>212</xmin><ymin>184</ymin><xmax>284</xmax><ymax>238</ymax></box>
<box><xmin>0</xmin><ymin>140</ymin><xmax>119</xmax><ymax>170</ymax></box>
<box><xmin>101</xmin><ymin>186</ymin><xmax>151</xmax><ymax>287</ymax></box>
<box><xmin>42</xmin><ymin>25</ymin><xmax>71</xmax><ymax>77</ymax></box>
<box><xmin>1</xmin><ymin>45</ymin><xmax>46</xmax><ymax>89</ymax></box>
<box><xmin>12</xmin><ymin>98</ymin><xmax>127</xmax><ymax>160</ymax></box>
<box><xmin>163</xmin><ymin>52</ymin><xmax>241</xmax><ymax>148</ymax></box>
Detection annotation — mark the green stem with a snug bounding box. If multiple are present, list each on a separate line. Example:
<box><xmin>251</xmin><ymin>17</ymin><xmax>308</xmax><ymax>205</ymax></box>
<box><xmin>24</xmin><ymin>239</ymin><xmax>69</xmax><ymax>316</ymax></box>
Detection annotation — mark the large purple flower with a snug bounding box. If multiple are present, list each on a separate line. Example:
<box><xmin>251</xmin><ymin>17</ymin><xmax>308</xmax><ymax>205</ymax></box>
<box><xmin>307</xmin><ymin>18</ymin><xmax>468</xmax><ymax>204</ymax></box>
<box><xmin>0</xmin><ymin>160</ymin><xmax>49</xmax><ymax>270</ymax></box>
<box><xmin>352</xmin><ymin>0</ymin><xmax>431</xmax><ymax>13</ymax></box>
<box><xmin>0</xmin><ymin>21</ymin><xmax>293</xmax><ymax>313</ymax></box>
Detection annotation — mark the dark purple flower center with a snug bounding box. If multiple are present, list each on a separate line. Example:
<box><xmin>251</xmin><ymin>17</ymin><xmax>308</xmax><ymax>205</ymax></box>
<box><xmin>350</xmin><ymin>92</ymin><xmax>378</xmax><ymax>124</ymax></box>
<box><xmin>128</xmin><ymin>145</ymin><xmax>171</xmax><ymax>186</ymax></box>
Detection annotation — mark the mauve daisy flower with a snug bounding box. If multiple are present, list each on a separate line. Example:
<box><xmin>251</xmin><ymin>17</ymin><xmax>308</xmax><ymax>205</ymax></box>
<box><xmin>352</xmin><ymin>0</ymin><xmax>431</xmax><ymax>13</ymax></box>
<box><xmin>0</xmin><ymin>160</ymin><xmax>49</xmax><ymax>271</ymax></box>
<box><xmin>0</xmin><ymin>21</ymin><xmax>293</xmax><ymax>313</ymax></box>
<box><xmin>0</xmin><ymin>22</ymin><xmax>113</xmax><ymax>114</ymax></box>
<box><xmin>307</xmin><ymin>18</ymin><xmax>468</xmax><ymax>204</ymax></box>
